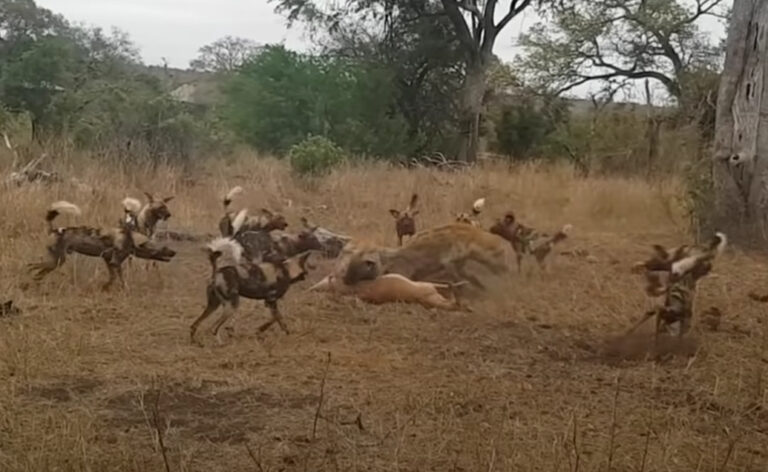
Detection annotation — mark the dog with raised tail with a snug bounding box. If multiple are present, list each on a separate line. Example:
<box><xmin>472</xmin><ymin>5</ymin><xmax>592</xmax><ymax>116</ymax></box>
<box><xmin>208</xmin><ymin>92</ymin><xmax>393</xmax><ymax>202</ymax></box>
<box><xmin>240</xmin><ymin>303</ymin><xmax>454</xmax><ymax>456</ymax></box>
<box><xmin>28</xmin><ymin>201</ymin><xmax>176</xmax><ymax>290</ymax></box>
<box><xmin>489</xmin><ymin>212</ymin><xmax>572</xmax><ymax>273</ymax></box>
<box><xmin>627</xmin><ymin>232</ymin><xmax>727</xmax><ymax>341</ymax></box>
<box><xmin>122</xmin><ymin>192</ymin><xmax>173</xmax><ymax>238</ymax></box>
<box><xmin>455</xmin><ymin>197</ymin><xmax>486</xmax><ymax>227</ymax></box>
<box><xmin>190</xmin><ymin>236</ymin><xmax>313</xmax><ymax>344</ymax></box>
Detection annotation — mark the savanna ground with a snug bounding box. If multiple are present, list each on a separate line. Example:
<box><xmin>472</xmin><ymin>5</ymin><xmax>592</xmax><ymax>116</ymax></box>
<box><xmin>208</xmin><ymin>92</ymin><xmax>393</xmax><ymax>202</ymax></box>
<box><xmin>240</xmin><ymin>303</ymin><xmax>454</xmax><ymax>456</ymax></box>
<box><xmin>1</xmin><ymin>155</ymin><xmax>768</xmax><ymax>471</ymax></box>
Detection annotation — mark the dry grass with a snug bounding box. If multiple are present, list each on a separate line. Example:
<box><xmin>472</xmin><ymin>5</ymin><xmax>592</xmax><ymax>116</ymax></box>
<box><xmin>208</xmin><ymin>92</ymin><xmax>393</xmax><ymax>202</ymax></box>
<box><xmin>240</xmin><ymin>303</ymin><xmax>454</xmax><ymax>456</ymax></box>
<box><xmin>1</xmin><ymin>153</ymin><xmax>768</xmax><ymax>471</ymax></box>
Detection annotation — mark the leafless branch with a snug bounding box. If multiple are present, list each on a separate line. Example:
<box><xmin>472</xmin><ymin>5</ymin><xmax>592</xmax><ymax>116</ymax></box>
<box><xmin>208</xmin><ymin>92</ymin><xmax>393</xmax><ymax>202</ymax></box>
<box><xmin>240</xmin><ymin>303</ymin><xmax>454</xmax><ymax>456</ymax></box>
<box><xmin>150</xmin><ymin>388</ymin><xmax>172</xmax><ymax>472</ymax></box>
<box><xmin>311</xmin><ymin>352</ymin><xmax>332</xmax><ymax>442</ymax></box>
<box><xmin>607</xmin><ymin>375</ymin><xmax>621</xmax><ymax>470</ymax></box>
<box><xmin>245</xmin><ymin>443</ymin><xmax>268</xmax><ymax>472</ymax></box>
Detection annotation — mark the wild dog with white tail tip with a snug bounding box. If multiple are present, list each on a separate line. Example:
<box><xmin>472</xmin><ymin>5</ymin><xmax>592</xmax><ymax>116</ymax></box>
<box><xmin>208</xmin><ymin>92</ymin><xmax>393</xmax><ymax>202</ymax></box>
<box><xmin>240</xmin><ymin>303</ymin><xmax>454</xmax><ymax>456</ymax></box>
<box><xmin>489</xmin><ymin>212</ymin><xmax>572</xmax><ymax>273</ymax></box>
<box><xmin>28</xmin><ymin>201</ymin><xmax>177</xmax><ymax>290</ymax></box>
<box><xmin>122</xmin><ymin>192</ymin><xmax>173</xmax><ymax>238</ymax></box>
<box><xmin>455</xmin><ymin>197</ymin><xmax>485</xmax><ymax>227</ymax></box>
<box><xmin>627</xmin><ymin>232</ymin><xmax>727</xmax><ymax>342</ymax></box>
<box><xmin>190</xmin><ymin>236</ymin><xmax>313</xmax><ymax>344</ymax></box>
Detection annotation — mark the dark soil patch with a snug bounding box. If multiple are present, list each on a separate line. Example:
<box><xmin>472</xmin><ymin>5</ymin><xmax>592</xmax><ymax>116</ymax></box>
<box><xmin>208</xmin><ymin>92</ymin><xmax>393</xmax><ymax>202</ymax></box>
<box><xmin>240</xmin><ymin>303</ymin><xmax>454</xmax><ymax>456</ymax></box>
<box><xmin>28</xmin><ymin>377</ymin><xmax>103</xmax><ymax>402</ymax></box>
<box><xmin>103</xmin><ymin>382</ymin><xmax>318</xmax><ymax>444</ymax></box>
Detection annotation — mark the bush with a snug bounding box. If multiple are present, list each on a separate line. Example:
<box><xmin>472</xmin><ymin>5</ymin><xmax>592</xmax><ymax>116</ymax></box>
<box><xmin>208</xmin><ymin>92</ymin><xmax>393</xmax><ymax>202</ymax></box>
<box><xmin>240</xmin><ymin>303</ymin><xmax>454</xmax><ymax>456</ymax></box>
<box><xmin>288</xmin><ymin>135</ymin><xmax>345</xmax><ymax>176</ymax></box>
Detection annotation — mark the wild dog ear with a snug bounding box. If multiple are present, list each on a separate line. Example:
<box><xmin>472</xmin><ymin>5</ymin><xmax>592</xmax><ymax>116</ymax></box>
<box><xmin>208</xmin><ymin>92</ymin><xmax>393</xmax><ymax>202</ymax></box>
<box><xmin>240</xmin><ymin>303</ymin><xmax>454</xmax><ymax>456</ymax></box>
<box><xmin>651</xmin><ymin>244</ymin><xmax>669</xmax><ymax>260</ymax></box>
<box><xmin>408</xmin><ymin>193</ymin><xmax>418</xmax><ymax>210</ymax></box>
<box><xmin>260</xmin><ymin>208</ymin><xmax>274</xmax><ymax>217</ymax></box>
<box><xmin>162</xmin><ymin>196</ymin><xmax>174</xmax><ymax>203</ymax></box>
<box><xmin>143</xmin><ymin>191</ymin><xmax>155</xmax><ymax>202</ymax></box>
<box><xmin>503</xmin><ymin>212</ymin><xmax>515</xmax><ymax>225</ymax></box>
<box><xmin>389</xmin><ymin>209</ymin><xmax>400</xmax><ymax>219</ymax></box>
<box><xmin>410</xmin><ymin>210</ymin><xmax>419</xmax><ymax>217</ymax></box>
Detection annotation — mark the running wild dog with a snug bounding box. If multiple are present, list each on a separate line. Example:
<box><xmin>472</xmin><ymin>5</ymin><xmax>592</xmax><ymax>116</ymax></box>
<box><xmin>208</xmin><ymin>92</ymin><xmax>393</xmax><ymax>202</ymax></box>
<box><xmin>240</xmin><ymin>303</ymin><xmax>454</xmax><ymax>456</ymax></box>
<box><xmin>390</xmin><ymin>193</ymin><xmax>419</xmax><ymax>246</ymax></box>
<box><xmin>489</xmin><ymin>212</ymin><xmax>572</xmax><ymax>273</ymax></box>
<box><xmin>455</xmin><ymin>197</ymin><xmax>485</xmax><ymax>227</ymax></box>
<box><xmin>28</xmin><ymin>201</ymin><xmax>176</xmax><ymax>290</ymax></box>
<box><xmin>627</xmin><ymin>233</ymin><xmax>727</xmax><ymax>341</ymax></box>
<box><xmin>338</xmin><ymin>223</ymin><xmax>510</xmax><ymax>290</ymax></box>
<box><xmin>189</xmin><ymin>237</ymin><xmax>312</xmax><ymax>344</ymax></box>
<box><xmin>122</xmin><ymin>192</ymin><xmax>174</xmax><ymax>238</ymax></box>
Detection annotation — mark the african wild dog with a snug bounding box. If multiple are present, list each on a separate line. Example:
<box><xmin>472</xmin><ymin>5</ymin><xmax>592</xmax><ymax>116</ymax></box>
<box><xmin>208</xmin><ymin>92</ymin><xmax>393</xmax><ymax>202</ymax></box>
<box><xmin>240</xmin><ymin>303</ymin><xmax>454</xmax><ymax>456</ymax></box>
<box><xmin>189</xmin><ymin>237</ymin><xmax>313</xmax><ymax>344</ymax></box>
<box><xmin>122</xmin><ymin>192</ymin><xmax>174</xmax><ymax>238</ymax></box>
<box><xmin>455</xmin><ymin>197</ymin><xmax>485</xmax><ymax>227</ymax></box>
<box><xmin>627</xmin><ymin>232</ymin><xmax>727</xmax><ymax>341</ymax></box>
<box><xmin>389</xmin><ymin>193</ymin><xmax>419</xmax><ymax>246</ymax></box>
<box><xmin>488</xmin><ymin>212</ymin><xmax>571</xmax><ymax>273</ymax></box>
<box><xmin>28</xmin><ymin>201</ymin><xmax>176</xmax><ymax>290</ymax></box>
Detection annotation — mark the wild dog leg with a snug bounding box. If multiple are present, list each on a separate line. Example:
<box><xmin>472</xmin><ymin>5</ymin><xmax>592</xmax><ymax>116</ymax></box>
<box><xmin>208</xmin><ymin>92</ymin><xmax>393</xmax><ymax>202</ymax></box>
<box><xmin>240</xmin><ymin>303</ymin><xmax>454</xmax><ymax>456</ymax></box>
<box><xmin>258</xmin><ymin>299</ymin><xmax>289</xmax><ymax>334</ymax></box>
<box><xmin>189</xmin><ymin>285</ymin><xmax>222</xmax><ymax>343</ymax></box>
<box><xmin>211</xmin><ymin>295</ymin><xmax>240</xmax><ymax>344</ymax></box>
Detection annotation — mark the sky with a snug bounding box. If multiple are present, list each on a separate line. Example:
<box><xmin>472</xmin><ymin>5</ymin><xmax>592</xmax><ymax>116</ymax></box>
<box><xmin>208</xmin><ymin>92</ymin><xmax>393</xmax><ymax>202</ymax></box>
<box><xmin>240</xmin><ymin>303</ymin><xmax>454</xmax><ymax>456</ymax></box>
<box><xmin>37</xmin><ymin>0</ymin><xmax>728</xmax><ymax>99</ymax></box>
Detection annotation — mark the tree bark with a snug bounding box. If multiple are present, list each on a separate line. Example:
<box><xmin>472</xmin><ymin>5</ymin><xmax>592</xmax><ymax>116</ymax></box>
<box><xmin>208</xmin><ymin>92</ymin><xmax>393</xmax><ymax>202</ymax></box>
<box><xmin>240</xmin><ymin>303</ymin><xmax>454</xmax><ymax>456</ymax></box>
<box><xmin>712</xmin><ymin>0</ymin><xmax>768</xmax><ymax>243</ymax></box>
<box><xmin>457</xmin><ymin>58</ymin><xmax>489</xmax><ymax>162</ymax></box>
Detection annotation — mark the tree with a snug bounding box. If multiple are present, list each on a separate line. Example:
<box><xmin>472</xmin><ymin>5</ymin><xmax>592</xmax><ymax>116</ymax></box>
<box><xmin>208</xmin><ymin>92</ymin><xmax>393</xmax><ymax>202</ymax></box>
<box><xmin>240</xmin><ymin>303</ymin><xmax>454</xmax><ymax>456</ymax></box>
<box><xmin>190</xmin><ymin>36</ymin><xmax>261</xmax><ymax>72</ymax></box>
<box><xmin>272</xmin><ymin>0</ymin><xmax>535</xmax><ymax>162</ymax></box>
<box><xmin>519</xmin><ymin>0</ymin><xmax>725</xmax><ymax>100</ymax></box>
<box><xmin>221</xmin><ymin>45</ymin><xmax>410</xmax><ymax>157</ymax></box>
<box><xmin>711</xmin><ymin>0</ymin><xmax>768</xmax><ymax>243</ymax></box>
<box><xmin>319</xmin><ymin>1</ymin><xmax>465</xmax><ymax>156</ymax></box>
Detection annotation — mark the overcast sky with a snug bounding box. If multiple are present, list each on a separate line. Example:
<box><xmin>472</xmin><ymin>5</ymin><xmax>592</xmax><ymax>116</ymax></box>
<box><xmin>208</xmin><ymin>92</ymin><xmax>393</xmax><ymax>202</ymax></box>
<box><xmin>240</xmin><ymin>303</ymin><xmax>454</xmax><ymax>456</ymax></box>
<box><xmin>37</xmin><ymin>0</ymin><xmax>728</xmax><ymax>99</ymax></box>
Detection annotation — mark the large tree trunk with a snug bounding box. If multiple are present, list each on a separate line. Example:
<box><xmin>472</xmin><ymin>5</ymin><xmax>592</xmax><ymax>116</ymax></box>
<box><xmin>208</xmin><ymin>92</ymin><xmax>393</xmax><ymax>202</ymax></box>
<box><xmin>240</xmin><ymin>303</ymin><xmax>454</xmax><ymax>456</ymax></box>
<box><xmin>456</xmin><ymin>59</ymin><xmax>489</xmax><ymax>163</ymax></box>
<box><xmin>712</xmin><ymin>0</ymin><xmax>768</xmax><ymax>243</ymax></box>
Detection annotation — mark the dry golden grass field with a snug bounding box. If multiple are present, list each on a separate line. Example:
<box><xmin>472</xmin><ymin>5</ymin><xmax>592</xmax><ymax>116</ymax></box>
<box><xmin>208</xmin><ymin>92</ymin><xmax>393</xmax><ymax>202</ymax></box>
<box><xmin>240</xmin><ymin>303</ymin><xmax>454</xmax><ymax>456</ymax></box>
<box><xmin>2</xmin><ymin>156</ymin><xmax>768</xmax><ymax>471</ymax></box>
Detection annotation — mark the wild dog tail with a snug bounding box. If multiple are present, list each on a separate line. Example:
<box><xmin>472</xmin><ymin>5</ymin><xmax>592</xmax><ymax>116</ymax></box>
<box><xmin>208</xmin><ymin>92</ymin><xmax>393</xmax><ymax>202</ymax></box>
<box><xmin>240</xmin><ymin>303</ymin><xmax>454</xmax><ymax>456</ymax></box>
<box><xmin>46</xmin><ymin>201</ymin><xmax>81</xmax><ymax>230</ymax></box>
<box><xmin>671</xmin><ymin>232</ymin><xmax>728</xmax><ymax>277</ymax></box>
<box><xmin>710</xmin><ymin>232</ymin><xmax>728</xmax><ymax>256</ymax></box>
<box><xmin>231</xmin><ymin>208</ymin><xmax>248</xmax><ymax>235</ymax></box>
<box><xmin>223</xmin><ymin>186</ymin><xmax>243</xmax><ymax>209</ymax></box>
<box><xmin>550</xmin><ymin>224</ymin><xmax>572</xmax><ymax>245</ymax></box>
<box><xmin>472</xmin><ymin>197</ymin><xmax>485</xmax><ymax>216</ymax></box>
<box><xmin>207</xmin><ymin>237</ymin><xmax>244</xmax><ymax>270</ymax></box>
<box><xmin>122</xmin><ymin>197</ymin><xmax>142</xmax><ymax>215</ymax></box>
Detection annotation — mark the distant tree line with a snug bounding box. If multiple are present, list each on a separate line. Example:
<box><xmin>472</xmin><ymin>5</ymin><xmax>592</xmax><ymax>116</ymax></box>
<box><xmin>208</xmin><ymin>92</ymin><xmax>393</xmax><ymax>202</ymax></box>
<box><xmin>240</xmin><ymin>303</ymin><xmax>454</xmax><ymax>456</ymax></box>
<box><xmin>0</xmin><ymin>0</ymin><xmax>727</xmax><ymax>171</ymax></box>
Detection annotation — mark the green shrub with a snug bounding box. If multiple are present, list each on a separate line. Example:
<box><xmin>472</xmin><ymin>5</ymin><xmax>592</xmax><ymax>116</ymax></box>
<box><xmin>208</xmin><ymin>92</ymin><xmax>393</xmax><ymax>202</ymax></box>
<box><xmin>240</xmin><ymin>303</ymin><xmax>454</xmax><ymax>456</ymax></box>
<box><xmin>288</xmin><ymin>135</ymin><xmax>345</xmax><ymax>176</ymax></box>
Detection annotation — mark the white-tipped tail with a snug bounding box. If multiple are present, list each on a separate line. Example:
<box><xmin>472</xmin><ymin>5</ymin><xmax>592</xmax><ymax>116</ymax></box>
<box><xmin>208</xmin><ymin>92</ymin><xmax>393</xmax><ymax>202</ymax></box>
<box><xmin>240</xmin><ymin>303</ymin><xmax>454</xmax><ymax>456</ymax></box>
<box><xmin>207</xmin><ymin>237</ymin><xmax>244</xmax><ymax>268</ymax></box>
<box><xmin>224</xmin><ymin>186</ymin><xmax>243</xmax><ymax>204</ymax></box>
<box><xmin>50</xmin><ymin>201</ymin><xmax>81</xmax><ymax>216</ymax></box>
<box><xmin>472</xmin><ymin>197</ymin><xmax>485</xmax><ymax>214</ymax></box>
<box><xmin>231</xmin><ymin>208</ymin><xmax>248</xmax><ymax>234</ymax></box>
<box><xmin>561</xmin><ymin>224</ymin><xmax>573</xmax><ymax>234</ymax></box>
<box><xmin>713</xmin><ymin>232</ymin><xmax>727</xmax><ymax>255</ymax></box>
<box><xmin>122</xmin><ymin>197</ymin><xmax>142</xmax><ymax>214</ymax></box>
<box><xmin>671</xmin><ymin>255</ymin><xmax>698</xmax><ymax>276</ymax></box>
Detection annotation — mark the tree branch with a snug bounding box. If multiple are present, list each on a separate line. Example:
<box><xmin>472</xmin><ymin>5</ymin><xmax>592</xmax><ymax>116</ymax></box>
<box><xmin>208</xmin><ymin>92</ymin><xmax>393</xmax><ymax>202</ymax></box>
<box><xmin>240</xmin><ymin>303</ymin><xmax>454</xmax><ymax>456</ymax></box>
<box><xmin>497</xmin><ymin>0</ymin><xmax>533</xmax><ymax>32</ymax></box>
<box><xmin>440</xmin><ymin>0</ymin><xmax>478</xmax><ymax>56</ymax></box>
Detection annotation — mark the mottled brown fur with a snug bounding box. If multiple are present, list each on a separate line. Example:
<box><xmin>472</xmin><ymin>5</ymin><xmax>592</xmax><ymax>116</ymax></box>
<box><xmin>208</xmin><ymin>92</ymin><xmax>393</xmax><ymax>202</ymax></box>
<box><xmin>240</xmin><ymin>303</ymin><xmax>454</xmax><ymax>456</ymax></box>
<box><xmin>190</xmin><ymin>239</ymin><xmax>312</xmax><ymax>344</ymax></box>
<box><xmin>489</xmin><ymin>212</ymin><xmax>571</xmax><ymax>273</ymax></box>
<box><xmin>390</xmin><ymin>194</ymin><xmax>418</xmax><ymax>246</ymax></box>
<box><xmin>29</xmin><ymin>204</ymin><xmax>176</xmax><ymax>290</ymax></box>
